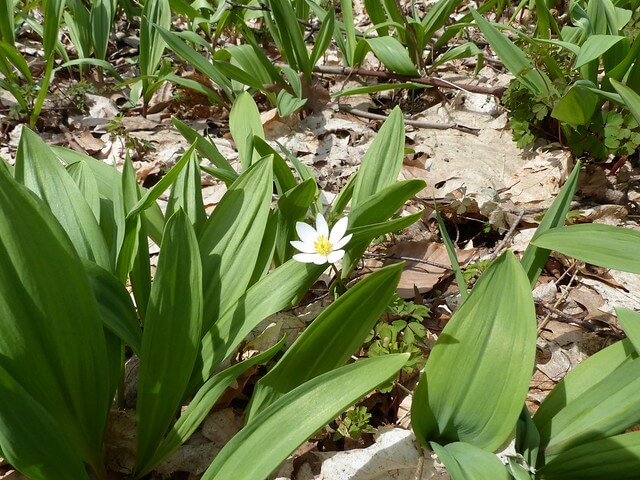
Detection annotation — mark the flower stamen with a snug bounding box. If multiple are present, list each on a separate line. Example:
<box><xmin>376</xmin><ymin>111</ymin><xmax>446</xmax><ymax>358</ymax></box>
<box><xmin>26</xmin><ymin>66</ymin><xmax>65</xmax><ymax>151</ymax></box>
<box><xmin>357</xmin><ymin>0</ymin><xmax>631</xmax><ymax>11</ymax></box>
<box><xmin>314</xmin><ymin>235</ymin><xmax>332</xmax><ymax>255</ymax></box>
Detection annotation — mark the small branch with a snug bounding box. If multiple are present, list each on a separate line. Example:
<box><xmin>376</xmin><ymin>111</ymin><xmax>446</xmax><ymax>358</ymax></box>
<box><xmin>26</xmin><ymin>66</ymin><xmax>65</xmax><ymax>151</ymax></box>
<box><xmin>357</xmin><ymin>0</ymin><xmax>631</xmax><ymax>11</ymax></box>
<box><xmin>315</xmin><ymin>65</ymin><xmax>507</xmax><ymax>97</ymax></box>
<box><xmin>225</xmin><ymin>0</ymin><xmax>270</xmax><ymax>10</ymax></box>
<box><xmin>339</xmin><ymin>104</ymin><xmax>480</xmax><ymax>135</ymax></box>
<box><xmin>489</xmin><ymin>209</ymin><xmax>525</xmax><ymax>261</ymax></box>
<box><xmin>363</xmin><ymin>252</ymin><xmax>453</xmax><ymax>271</ymax></box>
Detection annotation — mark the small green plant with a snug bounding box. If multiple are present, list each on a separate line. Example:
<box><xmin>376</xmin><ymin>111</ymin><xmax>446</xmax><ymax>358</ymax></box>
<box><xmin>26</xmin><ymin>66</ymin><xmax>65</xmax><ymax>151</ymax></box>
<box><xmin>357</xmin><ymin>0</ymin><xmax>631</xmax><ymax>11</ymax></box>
<box><xmin>65</xmin><ymin>80</ymin><xmax>98</xmax><ymax>112</ymax></box>
<box><xmin>334</xmin><ymin>406</ymin><xmax>375</xmax><ymax>440</ymax></box>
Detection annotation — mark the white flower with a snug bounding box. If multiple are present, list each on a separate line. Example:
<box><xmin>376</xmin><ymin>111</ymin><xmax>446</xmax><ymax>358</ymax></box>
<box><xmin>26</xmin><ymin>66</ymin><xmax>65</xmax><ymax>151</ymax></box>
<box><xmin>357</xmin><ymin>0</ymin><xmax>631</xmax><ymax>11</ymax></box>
<box><xmin>291</xmin><ymin>214</ymin><xmax>352</xmax><ymax>265</ymax></box>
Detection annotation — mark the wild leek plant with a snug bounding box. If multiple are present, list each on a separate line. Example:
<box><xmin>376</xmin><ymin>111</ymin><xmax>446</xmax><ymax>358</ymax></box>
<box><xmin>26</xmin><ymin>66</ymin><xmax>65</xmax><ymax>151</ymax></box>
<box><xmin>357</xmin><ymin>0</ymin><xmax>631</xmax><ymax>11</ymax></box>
<box><xmin>0</xmin><ymin>94</ymin><xmax>424</xmax><ymax>479</ymax></box>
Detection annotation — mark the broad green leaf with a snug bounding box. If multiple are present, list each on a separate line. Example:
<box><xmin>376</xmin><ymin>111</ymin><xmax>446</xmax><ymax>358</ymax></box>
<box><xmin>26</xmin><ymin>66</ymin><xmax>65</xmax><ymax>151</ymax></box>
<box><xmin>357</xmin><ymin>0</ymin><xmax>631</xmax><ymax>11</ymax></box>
<box><xmin>521</xmin><ymin>161</ymin><xmax>581</xmax><ymax>286</ymax></box>
<box><xmin>228</xmin><ymin>44</ymin><xmax>277</xmax><ymax>87</ymax></box>
<box><xmin>616</xmin><ymin>308</ymin><xmax>640</xmax><ymax>354</ymax></box>
<box><xmin>515</xmin><ymin>406</ymin><xmax>540</xmax><ymax>470</ymax></box>
<box><xmin>165</xmin><ymin>73</ymin><xmax>226</xmax><ymax>105</ymax></box>
<box><xmin>587</xmin><ymin>0</ymin><xmax>619</xmax><ymax>34</ymax></box>
<box><xmin>156</xmin><ymin>26</ymin><xmax>234</xmax><ymax>98</ymax></box>
<box><xmin>538</xmin><ymin>431</ymin><xmax>640</xmax><ymax>479</ymax></box>
<box><xmin>276</xmin><ymin>89</ymin><xmax>307</xmax><ymax>117</ymax></box>
<box><xmin>230</xmin><ymin>92</ymin><xmax>264</xmax><ymax>169</ymax></box>
<box><xmin>0</xmin><ymin>40</ymin><xmax>32</xmax><ymax>82</ymax></box>
<box><xmin>136</xmin><ymin>210</ymin><xmax>203</xmax><ymax>472</ymax></box>
<box><xmin>351</xmin><ymin>107</ymin><xmax>406</xmax><ymax>208</ymax></box>
<box><xmin>433</xmin><ymin>42</ymin><xmax>482</xmax><ymax>68</ymax></box>
<box><xmin>264</xmin><ymin>0</ymin><xmax>311</xmax><ymax>79</ymax></box>
<box><xmin>310</xmin><ymin>4</ymin><xmax>335</xmax><ymax>66</ymax></box>
<box><xmin>0</xmin><ymin>0</ymin><xmax>15</xmax><ymax>44</ymax></box>
<box><xmin>15</xmin><ymin>127</ymin><xmax>111</xmax><ymax>270</ymax></box>
<box><xmin>471</xmin><ymin>9</ymin><xmax>550</xmax><ymax>96</ymax></box>
<box><xmin>166</xmin><ymin>144</ymin><xmax>206</xmax><ymax>235</ymax></box>
<box><xmin>171</xmin><ymin>117</ymin><xmax>237</xmax><ymax>184</ymax></box>
<box><xmin>273</xmin><ymin>178</ymin><xmax>317</xmax><ymax>264</ymax></box>
<box><xmin>202</xmin><ymin>354</ymin><xmax>409</xmax><ymax>479</ymax></box>
<box><xmin>348</xmin><ymin>211</ymin><xmax>422</xmax><ymax>244</ymax></box>
<box><xmin>366</xmin><ymin>37</ymin><xmax>419</xmax><ymax>76</ymax></box>
<box><xmin>91</xmin><ymin>0</ymin><xmax>116</xmax><ymax>60</ymax></box>
<box><xmin>253</xmin><ymin>137</ymin><xmax>297</xmax><ymax>195</ymax></box>
<box><xmin>533</xmin><ymin>339</ymin><xmax>639</xmax><ymax>458</ymax></box>
<box><xmin>199</xmin><ymin>156</ymin><xmax>273</xmax><ymax>332</ymax></box>
<box><xmin>83</xmin><ymin>260</ymin><xmax>142</xmax><ymax>356</ymax></box>
<box><xmin>532</xmin><ymin>223</ymin><xmax>640</xmax><ymax>274</ymax></box>
<box><xmin>339</xmin><ymin>0</ymin><xmax>357</xmax><ymax>65</ymax></box>
<box><xmin>412</xmin><ymin>251</ymin><xmax>536</xmax><ymax>451</ymax></box>
<box><xmin>0</xmin><ymin>167</ymin><xmax>110</xmax><ymax>473</ymax></box>
<box><xmin>53</xmin><ymin>146</ymin><xmax>165</xmax><ymax>244</ymax></box>
<box><xmin>421</xmin><ymin>0</ymin><xmax>462</xmax><ymax>42</ymax></box>
<box><xmin>573</xmin><ymin>35</ymin><xmax>626</xmax><ymax>68</ymax></box>
<box><xmin>551</xmin><ymin>82</ymin><xmax>599</xmax><ymax>125</ymax></box>
<box><xmin>435</xmin><ymin>209</ymin><xmax>468</xmax><ymax>301</ymax></box>
<box><xmin>0</xmin><ymin>366</ymin><xmax>89</xmax><ymax>480</ymax></box>
<box><xmin>139</xmin><ymin>0</ymin><xmax>170</xmax><ymax>98</ymax></box>
<box><xmin>246</xmin><ymin>263</ymin><xmax>403</xmax><ymax>421</ymax></box>
<box><xmin>135</xmin><ymin>339</ymin><xmax>285</xmax><ymax>478</ymax></box>
<box><xmin>42</xmin><ymin>0</ymin><xmax>64</xmax><ymax>58</ymax></box>
<box><xmin>193</xmin><ymin>259</ymin><xmax>326</xmax><ymax>387</ymax></box>
<box><xmin>67</xmin><ymin>160</ymin><xmax>101</xmax><ymax>222</ymax></box>
<box><xmin>431</xmin><ymin>441</ymin><xmax>511</xmax><ymax>480</ymax></box>
<box><xmin>611</xmin><ymin>78</ymin><xmax>640</xmax><ymax>124</ymax></box>
<box><xmin>343</xmin><ymin>179</ymin><xmax>426</xmax><ymax>275</ymax></box>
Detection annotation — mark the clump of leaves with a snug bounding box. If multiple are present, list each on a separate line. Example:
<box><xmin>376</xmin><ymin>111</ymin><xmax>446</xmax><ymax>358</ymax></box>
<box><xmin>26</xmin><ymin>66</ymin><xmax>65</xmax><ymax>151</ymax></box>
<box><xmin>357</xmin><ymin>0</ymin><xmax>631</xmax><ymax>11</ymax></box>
<box><xmin>65</xmin><ymin>80</ymin><xmax>98</xmax><ymax>112</ymax></box>
<box><xmin>364</xmin><ymin>294</ymin><xmax>429</xmax><ymax>390</ymax></box>
<box><xmin>502</xmin><ymin>79</ymin><xmax>553</xmax><ymax>148</ymax></box>
<box><xmin>462</xmin><ymin>258</ymin><xmax>492</xmax><ymax>283</ymax></box>
<box><xmin>568</xmin><ymin>110</ymin><xmax>640</xmax><ymax>159</ymax></box>
<box><xmin>334</xmin><ymin>406</ymin><xmax>375</xmax><ymax>440</ymax></box>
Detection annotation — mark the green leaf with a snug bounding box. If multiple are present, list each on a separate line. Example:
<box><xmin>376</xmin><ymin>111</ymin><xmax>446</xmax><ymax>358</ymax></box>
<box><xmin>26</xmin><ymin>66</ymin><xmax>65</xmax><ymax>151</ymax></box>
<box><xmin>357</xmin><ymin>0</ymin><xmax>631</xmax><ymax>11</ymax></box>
<box><xmin>551</xmin><ymin>82</ymin><xmax>599</xmax><ymax>125</ymax></box>
<box><xmin>171</xmin><ymin>117</ymin><xmax>237</xmax><ymax>185</ymax></box>
<box><xmin>471</xmin><ymin>9</ymin><xmax>550</xmax><ymax>96</ymax></box>
<box><xmin>0</xmin><ymin>366</ymin><xmax>89</xmax><ymax>479</ymax></box>
<box><xmin>352</xmin><ymin>106</ymin><xmax>406</xmax><ymax>208</ymax></box>
<box><xmin>202</xmin><ymin>354</ymin><xmax>409</xmax><ymax>479</ymax></box>
<box><xmin>348</xmin><ymin>211</ymin><xmax>423</xmax><ymax>245</ymax></box>
<box><xmin>246</xmin><ymin>263</ymin><xmax>403</xmax><ymax>421</ymax></box>
<box><xmin>431</xmin><ymin>441</ymin><xmax>511</xmax><ymax>480</ymax></box>
<box><xmin>230</xmin><ymin>92</ymin><xmax>265</xmax><ymax>169</ymax></box>
<box><xmin>533</xmin><ymin>339</ymin><xmax>640</xmax><ymax>458</ymax></box>
<box><xmin>53</xmin><ymin>146</ymin><xmax>165</xmax><ymax>245</ymax></box>
<box><xmin>15</xmin><ymin>127</ymin><xmax>111</xmax><ymax>270</ymax></box>
<box><xmin>166</xmin><ymin>144</ymin><xmax>206</xmax><ymax>235</ymax></box>
<box><xmin>616</xmin><ymin>308</ymin><xmax>640</xmax><ymax>354</ymax></box>
<box><xmin>0</xmin><ymin>167</ymin><xmax>110</xmax><ymax>474</ymax></box>
<box><xmin>67</xmin><ymin>160</ymin><xmax>101</xmax><ymax>222</ymax></box>
<box><xmin>83</xmin><ymin>260</ymin><xmax>142</xmax><ymax>356</ymax></box>
<box><xmin>135</xmin><ymin>210</ymin><xmax>203</xmax><ymax>472</ymax></box>
<box><xmin>310</xmin><ymin>4</ymin><xmax>335</xmax><ymax>66</ymax></box>
<box><xmin>538</xmin><ymin>431</ymin><xmax>640</xmax><ymax>479</ymax></box>
<box><xmin>139</xmin><ymin>0</ymin><xmax>170</xmax><ymax>95</ymax></box>
<box><xmin>135</xmin><ymin>339</ymin><xmax>285</xmax><ymax>479</ymax></box>
<box><xmin>573</xmin><ymin>35</ymin><xmax>626</xmax><ymax>69</ymax></box>
<box><xmin>435</xmin><ymin>208</ymin><xmax>468</xmax><ymax>301</ymax></box>
<box><xmin>412</xmin><ymin>251</ymin><xmax>536</xmax><ymax>451</ymax></box>
<box><xmin>366</xmin><ymin>37</ymin><xmax>419</xmax><ymax>76</ymax></box>
<box><xmin>611</xmin><ymin>78</ymin><xmax>640</xmax><ymax>124</ymax></box>
<box><xmin>198</xmin><ymin>156</ymin><xmax>274</xmax><ymax>333</ymax></box>
<box><xmin>532</xmin><ymin>223</ymin><xmax>640</xmax><ymax>274</ymax></box>
<box><xmin>91</xmin><ymin>0</ymin><xmax>116</xmax><ymax>60</ymax></box>
<box><xmin>422</xmin><ymin>0</ymin><xmax>463</xmax><ymax>43</ymax></box>
<box><xmin>332</xmin><ymin>82</ymin><xmax>424</xmax><ymax>97</ymax></box>
<box><xmin>192</xmin><ymin>260</ymin><xmax>325</xmax><ymax>387</ymax></box>
<box><xmin>521</xmin><ymin>161</ymin><xmax>581</xmax><ymax>286</ymax></box>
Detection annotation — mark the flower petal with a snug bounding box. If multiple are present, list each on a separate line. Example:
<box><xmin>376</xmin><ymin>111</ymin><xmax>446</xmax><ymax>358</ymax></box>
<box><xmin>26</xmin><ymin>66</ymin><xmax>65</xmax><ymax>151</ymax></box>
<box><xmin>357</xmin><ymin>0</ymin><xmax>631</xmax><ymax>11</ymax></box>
<box><xmin>329</xmin><ymin>216</ymin><xmax>349</xmax><ymax>244</ymax></box>
<box><xmin>296</xmin><ymin>222</ymin><xmax>317</xmax><ymax>244</ymax></box>
<box><xmin>290</xmin><ymin>240</ymin><xmax>316</xmax><ymax>254</ymax></box>
<box><xmin>293</xmin><ymin>252</ymin><xmax>324</xmax><ymax>264</ymax></box>
<box><xmin>332</xmin><ymin>233</ymin><xmax>352</xmax><ymax>250</ymax></box>
<box><xmin>327</xmin><ymin>249</ymin><xmax>345</xmax><ymax>264</ymax></box>
<box><xmin>315</xmin><ymin>214</ymin><xmax>329</xmax><ymax>237</ymax></box>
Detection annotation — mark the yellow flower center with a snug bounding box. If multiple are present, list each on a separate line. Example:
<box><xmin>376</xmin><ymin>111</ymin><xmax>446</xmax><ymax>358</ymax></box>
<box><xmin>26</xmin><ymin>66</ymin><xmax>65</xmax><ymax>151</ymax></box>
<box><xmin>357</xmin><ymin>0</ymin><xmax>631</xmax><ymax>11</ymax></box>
<box><xmin>314</xmin><ymin>235</ymin><xmax>332</xmax><ymax>255</ymax></box>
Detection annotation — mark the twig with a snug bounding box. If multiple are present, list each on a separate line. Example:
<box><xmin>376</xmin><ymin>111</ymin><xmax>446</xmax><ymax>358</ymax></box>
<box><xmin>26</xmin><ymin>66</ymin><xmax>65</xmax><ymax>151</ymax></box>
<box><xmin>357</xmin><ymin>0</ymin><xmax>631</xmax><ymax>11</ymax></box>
<box><xmin>225</xmin><ymin>0</ymin><xmax>270</xmax><ymax>11</ymax></box>
<box><xmin>338</xmin><ymin>104</ymin><xmax>480</xmax><ymax>135</ymax></box>
<box><xmin>535</xmin><ymin>299</ymin><xmax>597</xmax><ymax>332</ymax></box>
<box><xmin>490</xmin><ymin>209</ymin><xmax>525</xmax><ymax>260</ymax></box>
<box><xmin>363</xmin><ymin>252</ymin><xmax>452</xmax><ymax>271</ymax></box>
<box><xmin>315</xmin><ymin>65</ymin><xmax>507</xmax><ymax>97</ymax></box>
<box><xmin>537</xmin><ymin>266</ymin><xmax>578</xmax><ymax>335</ymax></box>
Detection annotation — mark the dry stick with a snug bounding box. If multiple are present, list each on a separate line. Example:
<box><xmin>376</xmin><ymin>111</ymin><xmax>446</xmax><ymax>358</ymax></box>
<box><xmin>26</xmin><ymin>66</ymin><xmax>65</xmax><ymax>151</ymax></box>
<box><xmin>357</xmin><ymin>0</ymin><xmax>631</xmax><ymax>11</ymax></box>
<box><xmin>314</xmin><ymin>65</ymin><xmax>507</xmax><ymax>97</ymax></box>
<box><xmin>363</xmin><ymin>252</ymin><xmax>452</xmax><ymax>271</ymax></box>
<box><xmin>490</xmin><ymin>209</ymin><xmax>526</xmax><ymax>261</ymax></box>
<box><xmin>338</xmin><ymin>104</ymin><xmax>480</xmax><ymax>135</ymax></box>
<box><xmin>537</xmin><ymin>266</ymin><xmax>579</xmax><ymax>335</ymax></box>
<box><xmin>535</xmin><ymin>299</ymin><xmax>597</xmax><ymax>332</ymax></box>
